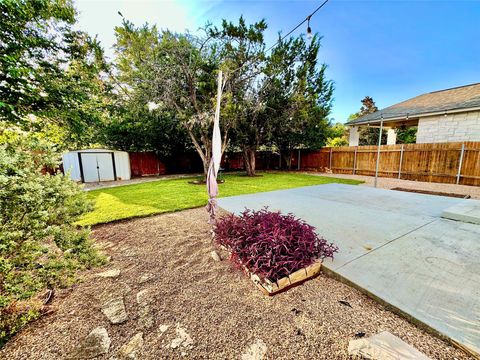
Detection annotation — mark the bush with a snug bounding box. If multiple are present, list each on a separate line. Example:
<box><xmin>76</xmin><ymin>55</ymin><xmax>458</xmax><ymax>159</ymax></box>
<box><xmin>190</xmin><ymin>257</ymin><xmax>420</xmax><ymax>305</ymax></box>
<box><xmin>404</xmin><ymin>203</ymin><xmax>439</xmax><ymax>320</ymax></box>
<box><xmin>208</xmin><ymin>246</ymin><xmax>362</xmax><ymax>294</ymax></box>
<box><xmin>0</xmin><ymin>132</ymin><xmax>105</xmax><ymax>345</ymax></box>
<box><xmin>215</xmin><ymin>208</ymin><xmax>337</xmax><ymax>282</ymax></box>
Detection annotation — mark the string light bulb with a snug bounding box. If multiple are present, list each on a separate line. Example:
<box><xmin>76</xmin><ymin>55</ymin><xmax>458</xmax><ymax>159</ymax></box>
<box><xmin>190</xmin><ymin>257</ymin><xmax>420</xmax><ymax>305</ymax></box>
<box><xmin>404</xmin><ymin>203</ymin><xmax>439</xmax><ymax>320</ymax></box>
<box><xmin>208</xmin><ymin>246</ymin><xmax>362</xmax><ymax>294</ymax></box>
<box><xmin>306</xmin><ymin>16</ymin><xmax>313</xmax><ymax>40</ymax></box>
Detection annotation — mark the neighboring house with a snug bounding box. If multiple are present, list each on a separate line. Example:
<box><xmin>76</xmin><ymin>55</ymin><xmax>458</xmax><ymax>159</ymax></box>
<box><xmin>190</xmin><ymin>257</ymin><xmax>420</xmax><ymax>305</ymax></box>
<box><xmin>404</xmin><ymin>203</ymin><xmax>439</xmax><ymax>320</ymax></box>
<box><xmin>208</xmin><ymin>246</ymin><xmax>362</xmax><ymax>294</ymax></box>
<box><xmin>345</xmin><ymin>83</ymin><xmax>480</xmax><ymax>146</ymax></box>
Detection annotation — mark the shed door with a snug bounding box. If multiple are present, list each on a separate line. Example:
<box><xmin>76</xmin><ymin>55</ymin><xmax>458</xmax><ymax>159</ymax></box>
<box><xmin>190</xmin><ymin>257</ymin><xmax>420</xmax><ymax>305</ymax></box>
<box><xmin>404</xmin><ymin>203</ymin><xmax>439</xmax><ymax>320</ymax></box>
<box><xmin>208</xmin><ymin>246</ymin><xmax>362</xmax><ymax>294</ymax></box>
<box><xmin>80</xmin><ymin>153</ymin><xmax>115</xmax><ymax>182</ymax></box>
<box><xmin>96</xmin><ymin>153</ymin><xmax>115</xmax><ymax>181</ymax></box>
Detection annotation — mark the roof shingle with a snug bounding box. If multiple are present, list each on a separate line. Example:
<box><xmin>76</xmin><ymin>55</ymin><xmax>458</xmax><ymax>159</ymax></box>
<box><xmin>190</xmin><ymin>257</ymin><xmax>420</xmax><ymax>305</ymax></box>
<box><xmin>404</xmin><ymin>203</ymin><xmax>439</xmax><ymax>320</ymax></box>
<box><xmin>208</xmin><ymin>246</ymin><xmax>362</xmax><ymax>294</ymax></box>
<box><xmin>346</xmin><ymin>82</ymin><xmax>480</xmax><ymax>125</ymax></box>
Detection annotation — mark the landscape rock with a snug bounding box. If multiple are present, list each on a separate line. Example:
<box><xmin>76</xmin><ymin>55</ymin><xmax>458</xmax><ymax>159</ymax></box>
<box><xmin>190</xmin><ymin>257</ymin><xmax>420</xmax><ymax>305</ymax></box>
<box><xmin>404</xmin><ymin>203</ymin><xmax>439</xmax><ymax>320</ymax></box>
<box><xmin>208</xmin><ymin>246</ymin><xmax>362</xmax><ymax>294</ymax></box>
<box><xmin>210</xmin><ymin>250</ymin><xmax>221</xmax><ymax>262</ymax></box>
<box><xmin>117</xmin><ymin>332</ymin><xmax>144</xmax><ymax>360</ymax></box>
<box><xmin>101</xmin><ymin>297</ymin><xmax>128</xmax><ymax>324</ymax></box>
<box><xmin>170</xmin><ymin>323</ymin><xmax>193</xmax><ymax>350</ymax></box>
<box><xmin>96</xmin><ymin>269</ymin><xmax>121</xmax><ymax>278</ymax></box>
<box><xmin>241</xmin><ymin>339</ymin><xmax>267</xmax><ymax>360</ymax></box>
<box><xmin>138</xmin><ymin>306</ymin><xmax>154</xmax><ymax>330</ymax></box>
<box><xmin>159</xmin><ymin>324</ymin><xmax>170</xmax><ymax>333</ymax></box>
<box><xmin>136</xmin><ymin>289</ymin><xmax>151</xmax><ymax>305</ymax></box>
<box><xmin>348</xmin><ymin>331</ymin><xmax>431</xmax><ymax>360</ymax></box>
<box><xmin>138</xmin><ymin>273</ymin><xmax>154</xmax><ymax>284</ymax></box>
<box><xmin>136</xmin><ymin>289</ymin><xmax>154</xmax><ymax>329</ymax></box>
<box><xmin>68</xmin><ymin>327</ymin><xmax>110</xmax><ymax>359</ymax></box>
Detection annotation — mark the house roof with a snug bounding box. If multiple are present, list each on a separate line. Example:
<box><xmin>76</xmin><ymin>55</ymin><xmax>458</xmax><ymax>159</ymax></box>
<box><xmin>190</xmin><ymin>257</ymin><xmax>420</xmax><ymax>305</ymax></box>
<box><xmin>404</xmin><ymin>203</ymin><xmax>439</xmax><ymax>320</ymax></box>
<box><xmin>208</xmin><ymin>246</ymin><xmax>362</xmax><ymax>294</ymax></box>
<box><xmin>346</xmin><ymin>82</ymin><xmax>480</xmax><ymax>126</ymax></box>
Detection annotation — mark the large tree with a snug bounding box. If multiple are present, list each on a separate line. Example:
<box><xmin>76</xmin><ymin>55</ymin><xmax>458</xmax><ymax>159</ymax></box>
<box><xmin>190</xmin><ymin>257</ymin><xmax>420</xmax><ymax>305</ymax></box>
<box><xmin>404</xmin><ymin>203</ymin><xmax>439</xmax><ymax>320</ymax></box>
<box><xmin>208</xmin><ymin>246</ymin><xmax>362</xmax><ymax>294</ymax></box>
<box><xmin>0</xmin><ymin>0</ymin><xmax>110</xmax><ymax>148</ymax></box>
<box><xmin>208</xmin><ymin>17</ymin><xmax>268</xmax><ymax>176</ymax></box>
<box><xmin>113</xmin><ymin>20</ymin><xmax>228</xmax><ymax>175</ymax></box>
<box><xmin>270</xmin><ymin>35</ymin><xmax>334</xmax><ymax>169</ymax></box>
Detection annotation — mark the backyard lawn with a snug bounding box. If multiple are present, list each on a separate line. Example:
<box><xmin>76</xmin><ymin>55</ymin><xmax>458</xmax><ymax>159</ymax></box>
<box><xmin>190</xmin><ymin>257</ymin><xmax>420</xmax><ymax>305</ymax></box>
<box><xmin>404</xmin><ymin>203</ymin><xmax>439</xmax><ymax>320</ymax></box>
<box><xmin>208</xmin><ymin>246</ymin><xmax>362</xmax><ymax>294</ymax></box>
<box><xmin>78</xmin><ymin>172</ymin><xmax>362</xmax><ymax>226</ymax></box>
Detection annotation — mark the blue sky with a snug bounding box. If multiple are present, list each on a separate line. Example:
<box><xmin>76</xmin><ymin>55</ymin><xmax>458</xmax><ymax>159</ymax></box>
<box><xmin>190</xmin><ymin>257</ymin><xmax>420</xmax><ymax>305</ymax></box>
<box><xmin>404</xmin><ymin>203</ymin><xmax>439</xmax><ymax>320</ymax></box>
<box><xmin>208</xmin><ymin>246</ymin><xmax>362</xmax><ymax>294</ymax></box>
<box><xmin>75</xmin><ymin>0</ymin><xmax>480</xmax><ymax>123</ymax></box>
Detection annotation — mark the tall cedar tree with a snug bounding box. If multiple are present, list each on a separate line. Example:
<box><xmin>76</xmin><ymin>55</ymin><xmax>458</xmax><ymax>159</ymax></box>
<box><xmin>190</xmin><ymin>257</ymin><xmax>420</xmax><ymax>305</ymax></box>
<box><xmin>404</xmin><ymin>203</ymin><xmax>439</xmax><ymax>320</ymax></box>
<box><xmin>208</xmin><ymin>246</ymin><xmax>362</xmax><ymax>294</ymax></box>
<box><xmin>270</xmin><ymin>35</ymin><xmax>334</xmax><ymax>169</ymax></box>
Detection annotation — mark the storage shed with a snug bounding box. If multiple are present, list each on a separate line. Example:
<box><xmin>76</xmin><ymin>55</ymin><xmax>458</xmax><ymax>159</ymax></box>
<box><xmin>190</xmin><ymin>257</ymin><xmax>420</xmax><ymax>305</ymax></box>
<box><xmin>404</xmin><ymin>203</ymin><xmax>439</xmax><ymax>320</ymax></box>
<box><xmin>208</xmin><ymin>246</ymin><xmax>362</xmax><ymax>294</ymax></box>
<box><xmin>62</xmin><ymin>149</ymin><xmax>131</xmax><ymax>183</ymax></box>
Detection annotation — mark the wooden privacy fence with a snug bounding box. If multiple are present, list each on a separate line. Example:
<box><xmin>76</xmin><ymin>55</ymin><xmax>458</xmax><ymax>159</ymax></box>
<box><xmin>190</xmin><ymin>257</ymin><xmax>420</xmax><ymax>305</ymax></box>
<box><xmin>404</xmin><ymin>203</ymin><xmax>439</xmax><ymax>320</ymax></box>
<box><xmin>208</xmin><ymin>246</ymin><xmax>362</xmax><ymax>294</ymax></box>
<box><xmin>300</xmin><ymin>142</ymin><xmax>480</xmax><ymax>186</ymax></box>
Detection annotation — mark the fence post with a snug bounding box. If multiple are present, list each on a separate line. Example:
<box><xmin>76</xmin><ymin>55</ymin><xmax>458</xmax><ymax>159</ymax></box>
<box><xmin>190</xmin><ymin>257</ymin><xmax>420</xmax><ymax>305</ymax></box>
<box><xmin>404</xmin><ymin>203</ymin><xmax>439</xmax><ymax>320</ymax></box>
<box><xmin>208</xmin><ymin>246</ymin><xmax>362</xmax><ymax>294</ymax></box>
<box><xmin>456</xmin><ymin>142</ymin><xmax>465</xmax><ymax>184</ymax></box>
<box><xmin>398</xmin><ymin>144</ymin><xmax>404</xmax><ymax>179</ymax></box>
<box><xmin>297</xmin><ymin>149</ymin><xmax>301</xmax><ymax>170</ymax></box>
<box><xmin>374</xmin><ymin>115</ymin><xmax>384</xmax><ymax>188</ymax></box>
<box><xmin>353</xmin><ymin>146</ymin><xmax>357</xmax><ymax>174</ymax></box>
<box><xmin>329</xmin><ymin>148</ymin><xmax>332</xmax><ymax>170</ymax></box>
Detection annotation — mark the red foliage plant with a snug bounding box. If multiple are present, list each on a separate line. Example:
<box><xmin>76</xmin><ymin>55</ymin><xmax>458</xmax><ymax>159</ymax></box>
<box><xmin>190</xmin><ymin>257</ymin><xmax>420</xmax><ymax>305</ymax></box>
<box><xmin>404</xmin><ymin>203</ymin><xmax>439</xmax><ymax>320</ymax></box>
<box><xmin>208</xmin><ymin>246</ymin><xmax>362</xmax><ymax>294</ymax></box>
<box><xmin>214</xmin><ymin>208</ymin><xmax>338</xmax><ymax>282</ymax></box>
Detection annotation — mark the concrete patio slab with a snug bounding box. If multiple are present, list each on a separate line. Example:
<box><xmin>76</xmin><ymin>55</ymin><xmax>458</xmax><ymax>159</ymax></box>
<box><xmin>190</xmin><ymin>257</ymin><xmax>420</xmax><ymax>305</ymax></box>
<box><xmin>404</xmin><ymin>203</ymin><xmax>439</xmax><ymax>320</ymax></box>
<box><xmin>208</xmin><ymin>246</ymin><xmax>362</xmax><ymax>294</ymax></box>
<box><xmin>218</xmin><ymin>184</ymin><xmax>480</xmax><ymax>356</ymax></box>
<box><xmin>442</xmin><ymin>200</ymin><xmax>480</xmax><ymax>225</ymax></box>
<box><xmin>337</xmin><ymin>219</ymin><xmax>480</xmax><ymax>355</ymax></box>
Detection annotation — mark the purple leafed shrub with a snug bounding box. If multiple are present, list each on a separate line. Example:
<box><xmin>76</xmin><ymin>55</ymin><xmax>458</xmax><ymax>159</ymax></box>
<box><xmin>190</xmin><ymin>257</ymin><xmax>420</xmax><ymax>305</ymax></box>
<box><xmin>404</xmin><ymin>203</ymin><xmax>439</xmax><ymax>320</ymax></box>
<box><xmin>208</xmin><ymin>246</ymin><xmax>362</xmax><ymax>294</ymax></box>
<box><xmin>214</xmin><ymin>208</ymin><xmax>338</xmax><ymax>282</ymax></box>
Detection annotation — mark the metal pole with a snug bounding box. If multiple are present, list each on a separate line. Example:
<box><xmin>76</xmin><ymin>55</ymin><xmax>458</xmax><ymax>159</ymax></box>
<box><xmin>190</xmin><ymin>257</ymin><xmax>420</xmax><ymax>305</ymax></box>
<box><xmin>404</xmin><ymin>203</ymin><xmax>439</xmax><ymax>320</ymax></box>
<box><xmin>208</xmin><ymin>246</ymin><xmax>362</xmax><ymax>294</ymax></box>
<box><xmin>398</xmin><ymin>144</ymin><xmax>404</xmax><ymax>179</ymax></box>
<box><xmin>456</xmin><ymin>142</ymin><xmax>465</xmax><ymax>184</ymax></box>
<box><xmin>353</xmin><ymin>146</ymin><xmax>357</xmax><ymax>175</ymax></box>
<box><xmin>329</xmin><ymin>147</ymin><xmax>332</xmax><ymax>170</ymax></box>
<box><xmin>374</xmin><ymin>115</ymin><xmax>384</xmax><ymax>188</ymax></box>
<box><xmin>297</xmin><ymin>149</ymin><xmax>301</xmax><ymax>170</ymax></box>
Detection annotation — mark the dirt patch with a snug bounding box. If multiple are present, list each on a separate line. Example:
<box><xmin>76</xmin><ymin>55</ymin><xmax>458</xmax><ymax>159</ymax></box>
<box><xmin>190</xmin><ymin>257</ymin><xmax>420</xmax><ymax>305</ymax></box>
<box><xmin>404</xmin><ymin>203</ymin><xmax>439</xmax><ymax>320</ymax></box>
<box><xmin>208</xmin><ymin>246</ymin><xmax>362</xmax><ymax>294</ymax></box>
<box><xmin>391</xmin><ymin>187</ymin><xmax>470</xmax><ymax>198</ymax></box>
<box><xmin>0</xmin><ymin>208</ymin><xmax>473</xmax><ymax>359</ymax></box>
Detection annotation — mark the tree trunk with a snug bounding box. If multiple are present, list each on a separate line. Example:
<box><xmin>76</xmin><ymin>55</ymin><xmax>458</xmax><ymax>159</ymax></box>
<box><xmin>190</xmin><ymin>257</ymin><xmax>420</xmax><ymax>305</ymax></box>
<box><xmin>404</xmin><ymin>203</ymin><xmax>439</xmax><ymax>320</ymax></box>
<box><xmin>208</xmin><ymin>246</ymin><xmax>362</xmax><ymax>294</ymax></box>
<box><xmin>283</xmin><ymin>150</ymin><xmax>292</xmax><ymax>170</ymax></box>
<box><xmin>243</xmin><ymin>147</ymin><xmax>256</xmax><ymax>176</ymax></box>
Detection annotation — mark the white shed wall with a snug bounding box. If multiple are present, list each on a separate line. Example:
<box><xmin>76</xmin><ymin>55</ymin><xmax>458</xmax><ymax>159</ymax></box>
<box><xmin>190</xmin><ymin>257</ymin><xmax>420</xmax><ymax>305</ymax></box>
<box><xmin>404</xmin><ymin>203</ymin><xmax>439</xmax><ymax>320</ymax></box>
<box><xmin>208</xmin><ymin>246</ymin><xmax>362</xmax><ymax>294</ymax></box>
<box><xmin>114</xmin><ymin>151</ymin><xmax>131</xmax><ymax>180</ymax></box>
<box><xmin>62</xmin><ymin>152</ymin><xmax>82</xmax><ymax>181</ymax></box>
<box><xmin>62</xmin><ymin>149</ymin><xmax>131</xmax><ymax>182</ymax></box>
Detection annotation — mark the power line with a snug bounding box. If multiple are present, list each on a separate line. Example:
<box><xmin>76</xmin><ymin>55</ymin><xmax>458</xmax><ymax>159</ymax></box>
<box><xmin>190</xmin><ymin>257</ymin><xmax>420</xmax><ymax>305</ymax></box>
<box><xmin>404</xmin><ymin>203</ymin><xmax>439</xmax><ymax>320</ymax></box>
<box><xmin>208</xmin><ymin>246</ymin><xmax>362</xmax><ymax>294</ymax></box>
<box><xmin>230</xmin><ymin>0</ymin><xmax>330</xmax><ymax>76</ymax></box>
<box><xmin>265</xmin><ymin>0</ymin><xmax>329</xmax><ymax>54</ymax></box>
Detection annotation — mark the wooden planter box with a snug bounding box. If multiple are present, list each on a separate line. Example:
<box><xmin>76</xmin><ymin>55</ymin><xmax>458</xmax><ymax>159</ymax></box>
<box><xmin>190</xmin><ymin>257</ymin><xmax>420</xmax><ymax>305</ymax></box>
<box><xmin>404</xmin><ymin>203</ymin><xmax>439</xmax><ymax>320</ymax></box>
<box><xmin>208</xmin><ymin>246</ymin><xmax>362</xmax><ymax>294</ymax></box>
<box><xmin>245</xmin><ymin>261</ymin><xmax>322</xmax><ymax>296</ymax></box>
<box><xmin>218</xmin><ymin>245</ymin><xmax>322</xmax><ymax>295</ymax></box>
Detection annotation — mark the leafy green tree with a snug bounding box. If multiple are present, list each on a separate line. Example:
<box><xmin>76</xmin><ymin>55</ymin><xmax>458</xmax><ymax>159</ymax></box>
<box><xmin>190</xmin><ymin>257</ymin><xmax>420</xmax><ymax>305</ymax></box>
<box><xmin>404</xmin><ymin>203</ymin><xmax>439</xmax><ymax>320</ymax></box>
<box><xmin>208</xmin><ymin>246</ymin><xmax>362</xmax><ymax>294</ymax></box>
<box><xmin>270</xmin><ymin>35</ymin><xmax>334</xmax><ymax>169</ymax></box>
<box><xmin>0</xmin><ymin>0</ymin><xmax>110</xmax><ymax>148</ymax></box>
<box><xmin>326</xmin><ymin>122</ymin><xmax>349</xmax><ymax>147</ymax></box>
<box><xmin>0</xmin><ymin>128</ymin><xmax>105</xmax><ymax>345</ymax></box>
<box><xmin>208</xmin><ymin>17</ymin><xmax>268</xmax><ymax>176</ymax></box>
<box><xmin>396</xmin><ymin>126</ymin><xmax>417</xmax><ymax>144</ymax></box>
<box><xmin>113</xmin><ymin>20</ymin><xmax>224</xmax><ymax>174</ymax></box>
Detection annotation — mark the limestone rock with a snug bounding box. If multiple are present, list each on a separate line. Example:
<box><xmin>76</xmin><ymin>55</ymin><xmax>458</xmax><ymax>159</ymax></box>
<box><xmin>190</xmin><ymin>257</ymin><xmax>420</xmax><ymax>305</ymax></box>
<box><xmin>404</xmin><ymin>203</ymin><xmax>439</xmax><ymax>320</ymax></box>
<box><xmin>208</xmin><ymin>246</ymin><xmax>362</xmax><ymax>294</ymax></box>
<box><xmin>101</xmin><ymin>297</ymin><xmax>128</xmax><ymax>324</ymax></box>
<box><xmin>135</xmin><ymin>289</ymin><xmax>154</xmax><ymax>330</ymax></box>
<box><xmin>68</xmin><ymin>327</ymin><xmax>110</xmax><ymax>359</ymax></box>
<box><xmin>348</xmin><ymin>331</ymin><xmax>431</xmax><ymax>360</ymax></box>
<box><xmin>138</xmin><ymin>273</ymin><xmax>154</xmax><ymax>284</ymax></box>
<box><xmin>136</xmin><ymin>289</ymin><xmax>150</xmax><ymax>305</ymax></box>
<box><xmin>210</xmin><ymin>251</ymin><xmax>221</xmax><ymax>262</ymax></box>
<box><xmin>117</xmin><ymin>332</ymin><xmax>144</xmax><ymax>360</ymax></box>
<box><xmin>96</xmin><ymin>269</ymin><xmax>121</xmax><ymax>278</ymax></box>
<box><xmin>159</xmin><ymin>324</ymin><xmax>170</xmax><ymax>333</ymax></box>
<box><xmin>170</xmin><ymin>323</ymin><xmax>193</xmax><ymax>350</ymax></box>
<box><xmin>138</xmin><ymin>306</ymin><xmax>154</xmax><ymax>330</ymax></box>
<box><xmin>241</xmin><ymin>339</ymin><xmax>267</xmax><ymax>360</ymax></box>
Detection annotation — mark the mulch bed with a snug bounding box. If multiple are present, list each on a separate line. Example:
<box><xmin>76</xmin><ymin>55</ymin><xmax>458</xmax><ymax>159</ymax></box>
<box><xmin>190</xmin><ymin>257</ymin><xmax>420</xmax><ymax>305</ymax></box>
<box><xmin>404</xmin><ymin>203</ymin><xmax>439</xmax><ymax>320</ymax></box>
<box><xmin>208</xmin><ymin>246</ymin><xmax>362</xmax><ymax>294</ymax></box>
<box><xmin>0</xmin><ymin>208</ymin><xmax>474</xmax><ymax>359</ymax></box>
<box><xmin>391</xmin><ymin>187</ymin><xmax>471</xmax><ymax>198</ymax></box>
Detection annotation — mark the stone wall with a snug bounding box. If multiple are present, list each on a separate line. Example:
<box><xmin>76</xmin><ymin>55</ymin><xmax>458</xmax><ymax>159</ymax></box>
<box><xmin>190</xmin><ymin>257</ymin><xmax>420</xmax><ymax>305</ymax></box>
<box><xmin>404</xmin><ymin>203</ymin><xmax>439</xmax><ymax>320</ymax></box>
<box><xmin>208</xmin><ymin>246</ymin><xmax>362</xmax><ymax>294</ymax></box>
<box><xmin>416</xmin><ymin>110</ymin><xmax>480</xmax><ymax>143</ymax></box>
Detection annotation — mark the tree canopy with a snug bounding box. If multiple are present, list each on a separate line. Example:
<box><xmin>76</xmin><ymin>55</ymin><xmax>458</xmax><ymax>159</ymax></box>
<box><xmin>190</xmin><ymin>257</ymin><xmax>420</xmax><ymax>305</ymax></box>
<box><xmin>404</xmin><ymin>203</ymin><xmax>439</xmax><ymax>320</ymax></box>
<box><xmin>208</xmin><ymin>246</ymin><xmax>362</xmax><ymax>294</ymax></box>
<box><xmin>0</xmin><ymin>0</ymin><xmax>110</xmax><ymax>148</ymax></box>
<box><xmin>2</xmin><ymin>2</ymin><xmax>339</xmax><ymax>175</ymax></box>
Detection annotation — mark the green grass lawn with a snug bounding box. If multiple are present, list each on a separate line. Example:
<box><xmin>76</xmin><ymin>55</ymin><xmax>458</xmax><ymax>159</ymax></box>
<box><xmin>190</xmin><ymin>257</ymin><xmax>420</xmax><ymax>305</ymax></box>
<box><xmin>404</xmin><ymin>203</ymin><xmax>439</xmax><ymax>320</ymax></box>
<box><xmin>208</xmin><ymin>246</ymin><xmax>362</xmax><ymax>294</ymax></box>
<box><xmin>78</xmin><ymin>172</ymin><xmax>362</xmax><ymax>226</ymax></box>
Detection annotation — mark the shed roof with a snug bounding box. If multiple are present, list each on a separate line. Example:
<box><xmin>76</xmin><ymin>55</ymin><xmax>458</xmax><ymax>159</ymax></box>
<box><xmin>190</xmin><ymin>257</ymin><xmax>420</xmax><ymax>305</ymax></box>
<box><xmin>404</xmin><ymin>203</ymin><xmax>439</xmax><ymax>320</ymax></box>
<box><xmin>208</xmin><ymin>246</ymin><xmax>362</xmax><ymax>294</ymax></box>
<box><xmin>346</xmin><ymin>82</ymin><xmax>480</xmax><ymax>126</ymax></box>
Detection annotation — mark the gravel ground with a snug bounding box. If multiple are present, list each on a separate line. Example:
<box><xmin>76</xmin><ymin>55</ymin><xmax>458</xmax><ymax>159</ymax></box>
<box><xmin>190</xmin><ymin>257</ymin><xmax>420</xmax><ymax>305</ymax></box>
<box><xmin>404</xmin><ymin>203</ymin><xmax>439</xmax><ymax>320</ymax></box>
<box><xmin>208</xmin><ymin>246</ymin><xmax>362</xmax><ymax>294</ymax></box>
<box><xmin>309</xmin><ymin>172</ymin><xmax>480</xmax><ymax>199</ymax></box>
<box><xmin>0</xmin><ymin>208</ymin><xmax>473</xmax><ymax>359</ymax></box>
